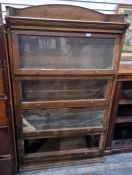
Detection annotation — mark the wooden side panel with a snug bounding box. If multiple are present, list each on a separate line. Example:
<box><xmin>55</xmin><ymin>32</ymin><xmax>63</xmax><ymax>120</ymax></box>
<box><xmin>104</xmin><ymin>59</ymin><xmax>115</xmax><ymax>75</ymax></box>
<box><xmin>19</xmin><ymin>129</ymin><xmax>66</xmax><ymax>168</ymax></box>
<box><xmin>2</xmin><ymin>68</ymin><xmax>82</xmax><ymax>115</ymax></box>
<box><xmin>0</xmin><ymin>101</ymin><xmax>6</xmax><ymax>113</ymax></box>
<box><xmin>0</xmin><ymin>127</ymin><xmax>11</xmax><ymax>155</ymax></box>
<box><xmin>0</xmin><ymin>3</ymin><xmax>16</xmax><ymax>175</ymax></box>
<box><xmin>0</xmin><ymin>69</ymin><xmax>4</xmax><ymax>94</ymax></box>
<box><xmin>0</xmin><ymin>158</ymin><xmax>12</xmax><ymax>175</ymax></box>
<box><xmin>0</xmin><ymin>94</ymin><xmax>7</xmax><ymax>126</ymax></box>
<box><xmin>0</xmin><ymin>113</ymin><xmax>7</xmax><ymax>126</ymax></box>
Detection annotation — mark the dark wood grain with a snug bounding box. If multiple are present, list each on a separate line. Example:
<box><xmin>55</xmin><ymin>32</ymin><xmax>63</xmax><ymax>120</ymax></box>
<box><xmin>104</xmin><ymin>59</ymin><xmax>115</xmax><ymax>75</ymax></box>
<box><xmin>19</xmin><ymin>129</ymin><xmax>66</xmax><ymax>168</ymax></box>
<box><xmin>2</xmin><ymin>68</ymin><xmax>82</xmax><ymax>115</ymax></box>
<box><xmin>118</xmin><ymin>64</ymin><xmax>132</xmax><ymax>76</ymax></box>
<box><xmin>0</xmin><ymin>3</ymin><xmax>16</xmax><ymax>175</ymax></box>
<box><xmin>0</xmin><ymin>127</ymin><xmax>11</xmax><ymax>155</ymax></box>
<box><xmin>0</xmin><ymin>69</ymin><xmax>4</xmax><ymax>94</ymax></box>
<box><xmin>0</xmin><ymin>158</ymin><xmax>12</xmax><ymax>175</ymax></box>
<box><xmin>116</xmin><ymin>117</ymin><xmax>132</xmax><ymax>124</ymax></box>
<box><xmin>0</xmin><ymin>101</ymin><xmax>6</xmax><ymax>113</ymax></box>
<box><xmin>0</xmin><ymin>113</ymin><xmax>7</xmax><ymax>126</ymax></box>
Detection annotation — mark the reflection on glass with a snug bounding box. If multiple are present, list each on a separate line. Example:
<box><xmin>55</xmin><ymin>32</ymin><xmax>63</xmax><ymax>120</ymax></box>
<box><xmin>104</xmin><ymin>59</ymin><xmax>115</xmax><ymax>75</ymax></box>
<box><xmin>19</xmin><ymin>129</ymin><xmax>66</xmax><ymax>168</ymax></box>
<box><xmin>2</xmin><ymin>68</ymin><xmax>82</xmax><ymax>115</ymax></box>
<box><xmin>21</xmin><ymin>79</ymin><xmax>108</xmax><ymax>101</ymax></box>
<box><xmin>121</xmin><ymin>81</ymin><xmax>132</xmax><ymax>99</ymax></box>
<box><xmin>112</xmin><ymin>123</ymin><xmax>132</xmax><ymax>147</ymax></box>
<box><xmin>118</xmin><ymin>105</ymin><xmax>132</xmax><ymax>117</ymax></box>
<box><xmin>22</xmin><ymin>107</ymin><xmax>105</xmax><ymax>133</ymax></box>
<box><xmin>24</xmin><ymin>135</ymin><xmax>100</xmax><ymax>154</ymax></box>
<box><xmin>18</xmin><ymin>35</ymin><xmax>115</xmax><ymax>69</ymax></box>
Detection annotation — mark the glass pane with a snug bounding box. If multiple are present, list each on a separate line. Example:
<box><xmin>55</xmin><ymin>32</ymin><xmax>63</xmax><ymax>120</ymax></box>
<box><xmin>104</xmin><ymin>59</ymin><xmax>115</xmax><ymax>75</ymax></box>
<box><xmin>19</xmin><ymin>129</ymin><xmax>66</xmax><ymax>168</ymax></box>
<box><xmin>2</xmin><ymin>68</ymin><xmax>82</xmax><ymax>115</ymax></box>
<box><xmin>121</xmin><ymin>81</ymin><xmax>132</xmax><ymax>100</ymax></box>
<box><xmin>18</xmin><ymin>35</ymin><xmax>115</xmax><ymax>69</ymax></box>
<box><xmin>118</xmin><ymin>105</ymin><xmax>132</xmax><ymax>117</ymax></box>
<box><xmin>112</xmin><ymin>123</ymin><xmax>132</xmax><ymax>147</ymax></box>
<box><xmin>24</xmin><ymin>135</ymin><xmax>100</xmax><ymax>154</ymax></box>
<box><xmin>21</xmin><ymin>79</ymin><xmax>108</xmax><ymax>101</ymax></box>
<box><xmin>22</xmin><ymin>107</ymin><xmax>105</xmax><ymax>133</ymax></box>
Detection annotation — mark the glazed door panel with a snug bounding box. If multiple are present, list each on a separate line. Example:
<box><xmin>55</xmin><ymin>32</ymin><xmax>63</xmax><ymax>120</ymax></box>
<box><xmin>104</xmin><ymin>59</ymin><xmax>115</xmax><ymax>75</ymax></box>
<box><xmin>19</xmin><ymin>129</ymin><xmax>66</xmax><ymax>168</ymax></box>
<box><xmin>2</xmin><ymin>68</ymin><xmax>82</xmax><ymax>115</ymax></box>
<box><xmin>18</xmin><ymin>36</ymin><xmax>114</xmax><ymax>69</ymax></box>
<box><xmin>15</xmin><ymin>77</ymin><xmax>113</xmax><ymax>106</ymax></box>
<box><xmin>21</xmin><ymin>107</ymin><xmax>107</xmax><ymax>135</ymax></box>
<box><xmin>21</xmin><ymin>79</ymin><xmax>107</xmax><ymax>101</ymax></box>
<box><xmin>11</xmin><ymin>31</ymin><xmax>119</xmax><ymax>75</ymax></box>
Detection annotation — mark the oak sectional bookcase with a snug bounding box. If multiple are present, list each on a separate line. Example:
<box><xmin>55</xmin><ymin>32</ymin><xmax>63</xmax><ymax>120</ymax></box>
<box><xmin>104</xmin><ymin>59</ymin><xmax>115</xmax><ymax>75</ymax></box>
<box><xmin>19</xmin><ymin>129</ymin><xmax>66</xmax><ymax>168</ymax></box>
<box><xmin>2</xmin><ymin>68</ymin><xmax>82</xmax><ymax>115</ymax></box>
<box><xmin>108</xmin><ymin>64</ymin><xmax>132</xmax><ymax>153</ymax></box>
<box><xmin>5</xmin><ymin>4</ymin><xmax>128</xmax><ymax>171</ymax></box>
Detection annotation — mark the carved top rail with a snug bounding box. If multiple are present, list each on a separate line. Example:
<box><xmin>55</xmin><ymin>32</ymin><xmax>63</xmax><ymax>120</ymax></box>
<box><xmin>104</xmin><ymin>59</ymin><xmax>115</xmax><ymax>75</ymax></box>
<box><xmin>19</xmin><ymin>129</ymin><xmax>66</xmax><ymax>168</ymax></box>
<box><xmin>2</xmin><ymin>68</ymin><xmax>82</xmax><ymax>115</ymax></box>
<box><xmin>5</xmin><ymin>4</ymin><xmax>129</xmax><ymax>33</ymax></box>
